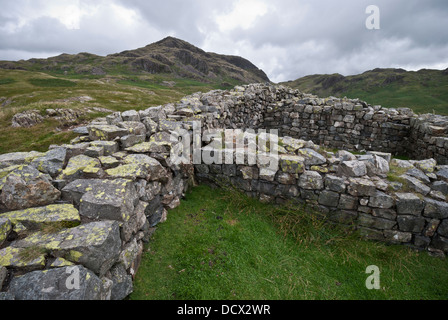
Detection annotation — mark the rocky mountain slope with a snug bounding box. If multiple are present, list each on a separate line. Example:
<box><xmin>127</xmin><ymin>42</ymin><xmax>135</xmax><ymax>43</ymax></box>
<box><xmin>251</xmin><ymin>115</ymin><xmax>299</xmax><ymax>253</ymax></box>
<box><xmin>0</xmin><ymin>37</ymin><xmax>270</xmax><ymax>84</ymax></box>
<box><xmin>281</xmin><ymin>68</ymin><xmax>448</xmax><ymax>115</ymax></box>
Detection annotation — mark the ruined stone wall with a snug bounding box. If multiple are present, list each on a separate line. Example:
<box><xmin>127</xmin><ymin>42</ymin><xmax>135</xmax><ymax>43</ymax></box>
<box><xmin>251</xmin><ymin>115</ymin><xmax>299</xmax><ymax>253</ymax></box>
<box><xmin>1</xmin><ymin>83</ymin><xmax>448</xmax><ymax>300</ymax></box>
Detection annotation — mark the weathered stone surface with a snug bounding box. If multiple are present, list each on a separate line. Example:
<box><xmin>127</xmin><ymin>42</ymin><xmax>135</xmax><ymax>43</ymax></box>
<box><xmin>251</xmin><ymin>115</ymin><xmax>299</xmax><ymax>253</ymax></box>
<box><xmin>0</xmin><ymin>151</ymin><xmax>45</xmax><ymax>169</ymax></box>
<box><xmin>109</xmin><ymin>263</ymin><xmax>133</xmax><ymax>300</ymax></box>
<box><xmin>1</xmin><ymin>204</ymin><xmax>80</xmax><ymax>230</ymax></box>
<box><xmin>56</xmin><ymin>155</ymin><xmax>102</xmax><ymax>182</ymax></box>
<box><xmin>7</xmin><ymin>266</ymin><xmax>107</xmax><ymax>300</ymax></box>
<box><xmin>1</xmin><ymin>166</ymin><xmax>61</xmax><ymax>210</ymax></box>
<box><xmin>121</xmin><ymin>110</ymin><xmax>140</xmax><ymax>122</ymax></box>
<box><xmin>88</xmin><ymin>124</ymin><xmax>128</xmax><ymax>141</ymax></box>
<box><xmin>0</xmin><ymin>218</ymin><xmax>12</xmax><ymax>246</ymax></box>
<box><xmin>279</xmin><ymin>155</ymin><xmax>305</xmax><ymax>174</ymax></box>
<box><xmin>0</xmin><ymin>246</ymin><xmax>46</xmax><ymax>269</ymax></box>
<box><xmin>90</xmin><ymin>141</ymin><xmax>119</xmax><ymax>156</ymax></box>
<box><xmin>118</xmin><ymin>121</ymin><xmax>146</xmax><ymax>136</ymax></box>
<box><xmin>397</xmin><ymin>215</ymin><xmax>426</xmax><ymax>233</ymax></box>
<box><xmin>406</xmin><ymin>168</ymin><xmax>431</xmax><ymax>184</ymax></box>
<box><xmin>413</xmin><ymin>158</ymin><xmax>437</xmax><ymax>173</ymax></box>
<box><xmin>369</xmin><ymin>191</ymin><xmax>395</xmax><ymax>209</ymax></box>
<box><xmin>395</xmin><ymin>193</ymin><xmax>425</xmax><ymax>215</ymax></box>
<box><xmin>318</xmin><ymin>190</ymin><xmax>340</xmax><ymax>207</ymax></box>
<box><xmin>13</xmin><ymin>221</ymin><xmax>122</xmax><ymax>276</ymax></box>
<box><xmin>338</xmin><ymin>160</ymin><xmax>367</xmax><ymax>177</ymax></box>
<box><xmin>123</xmin><ymin>154</ymin><xmax>167</xmax><ymax>181</ymax></box>
<box><xmin>125</xmin><ymin>141</ymin><xmax>171</xmax><ymax>154</ymax></box>
<box><xmin>347</xmin><ymin>178</ymin><xmax>377</xmax><ymax>196</ymax></box>
<box><xmin>105</xmin><ymin>164</ymin><xmax>148</xmax><ymax>180</ymax></box>
<box><xmin>338</xmin><ymin>194</ymin><xmax>358</xmax><ymax>210</ymax></box>
<box><xmin>400</xmin><ymin>175</ymin><xmax>431</xmax><ymax>195</ymax></box>
<box><xmin>383</xmin><ymin>230</ymin><xmax>412</xmax><ymax>243</ymax></box>
<box><xmin>31</xmin><ymin>147</ymin><xmax>67</xmax><ymax>178</ymax></box>
<box><xmin>324</xmin><ymin>175</ymin><xmax>346</xmax><ymax>193</ymax></box>
<box><xmin>423</xmin><ymin>198</ymin><xmax>448</xmax><ymax>219</ymax></box>
<box><xmin>358</xmin><ymin>213</ymin><xmax>396</xmax><ymax>230</ymax></box>
<box><xmin>298</xmin><ymin>148</ymin><xmax>326</xmax><ymax>166</ymax></box>
<box><xmin>438</xmin><ymin>220</ymin><xmax>448</xmax><ymax>237</ymax></box>
<box><xmin>298</xmin><ymin>171</ymin><xmax>323</xmax><ymax>190</ymax></box>
<box><xmin>62</xmin><ymin>179</ymin><xmax>138</xmax><ymax>222</ymax></box>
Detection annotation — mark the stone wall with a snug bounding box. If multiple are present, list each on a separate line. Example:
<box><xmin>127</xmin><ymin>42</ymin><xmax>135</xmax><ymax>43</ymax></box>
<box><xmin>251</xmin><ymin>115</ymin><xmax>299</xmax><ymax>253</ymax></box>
<box><xmin>1</xmin><ymin>83</ymin><xmax>448</xmax><ymax>300</ymax></box>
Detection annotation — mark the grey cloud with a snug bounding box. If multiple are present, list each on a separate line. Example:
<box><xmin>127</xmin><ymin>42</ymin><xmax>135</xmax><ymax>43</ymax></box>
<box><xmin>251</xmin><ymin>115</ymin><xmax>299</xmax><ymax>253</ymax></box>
<box><xmin>0</xmin><ymin>0</ymin><xmax>446</xmax><ymax>82</ymax></box>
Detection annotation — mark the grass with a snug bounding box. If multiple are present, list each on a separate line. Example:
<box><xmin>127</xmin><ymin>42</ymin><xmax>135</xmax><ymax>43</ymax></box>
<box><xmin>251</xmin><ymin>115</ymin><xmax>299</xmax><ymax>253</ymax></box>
<box><xmin>0</xmin><ymin>69</ymin><xmax>242</xmax><ymax>154</ymax></box>
<box><xmin>130</xmin><ymin>185</ymin><xmax>448</xmax><ymax>300</ymax></box>
<box><xmin>28</xmin><ymin>78</ymin><xmax>77</xmax><ymax>88</ymax></box>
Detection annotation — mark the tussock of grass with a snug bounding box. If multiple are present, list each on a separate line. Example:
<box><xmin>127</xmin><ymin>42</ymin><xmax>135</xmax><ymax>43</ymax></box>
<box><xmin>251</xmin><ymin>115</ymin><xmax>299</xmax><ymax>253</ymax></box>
<box><xmin>130</xmin><ymin>185</ymin><xmax>448</xmax><ymax>300</ymax></box>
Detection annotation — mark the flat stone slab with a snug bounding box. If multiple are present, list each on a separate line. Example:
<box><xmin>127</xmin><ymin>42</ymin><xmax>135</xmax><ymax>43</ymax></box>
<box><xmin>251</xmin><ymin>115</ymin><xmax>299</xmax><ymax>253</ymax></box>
<box><xmin>7</xmin><ymin>265</ymin><xmax>106</xmax><ymax>300</ymax></box>
<box><xmin>1</xmin><ymin>204</ymin><xmax>80</xmax><ymax>230</ymax></box>
<box><xmin>279</xmin><ymin>155</ymin><xmax>305</xmax><ymax>174</ymax></box>
<box><xmin>87</xmin><ymin>124</ymin><xmax>128</xmax><ymax>141</ymax></box>
<box><xmin>0</xmin><ymin>247</ymin><xmax>46</xmax><ymax>269</ymax></box>
<box><xmin>0</xmin><ymin>151</ymin><xmax>45</xmax><ymax>169</ymax></box>
<box><xmin>12</xmin><ymin>220</ymin><xmax>122</xmax><ymax>276</ymax></box>
<box><xmin>1</xmin><ymin>165</ymin><xmax>61</xmax><ymax>210</ymax></box>
<box><xmin>62</xmin><ymin>179</ymin><xmax>138</xmax><ymax>222</ymax></box>
<box><xmin>56</xmin><ymin>155</ymin><xmax>102</xmax><ymax>182</ymax></box>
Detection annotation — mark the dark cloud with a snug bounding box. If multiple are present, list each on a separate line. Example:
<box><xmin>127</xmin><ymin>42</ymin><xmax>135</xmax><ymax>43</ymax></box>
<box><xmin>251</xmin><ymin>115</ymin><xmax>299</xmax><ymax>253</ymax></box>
<box><xmin>0</xmin><ymin>0</ymin><xmax>446</xmax><ymax>82</ymax></box>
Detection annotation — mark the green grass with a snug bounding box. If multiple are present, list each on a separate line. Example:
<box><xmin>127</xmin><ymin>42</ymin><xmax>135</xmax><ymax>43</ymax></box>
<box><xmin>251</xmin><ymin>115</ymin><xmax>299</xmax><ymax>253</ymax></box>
<box><xmin>130</xmin><ymin>185</ymin><xmax>448</xmax><ymax>300</ymax></box>
<box><xmin>0</xmin><ymin>78</ymin><xmax>15</xmax><ymax>85</ymax></box>
<box><xmin>28</xmin><ymin>78</ymin><xmax>77</xmax><ymax>88</ymax></box>
<box><xmin>0</xmin><ymin>69</ymin><xmax>243</xmax><ymax>154</ymax></box>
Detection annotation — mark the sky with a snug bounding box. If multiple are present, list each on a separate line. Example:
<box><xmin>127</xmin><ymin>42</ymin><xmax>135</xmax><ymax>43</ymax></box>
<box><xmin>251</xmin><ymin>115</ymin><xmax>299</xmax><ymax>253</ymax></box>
<box><xmin>0</xmin><ymin>0</ymin><xmax>447</xmax><ymax>83</ymax></box>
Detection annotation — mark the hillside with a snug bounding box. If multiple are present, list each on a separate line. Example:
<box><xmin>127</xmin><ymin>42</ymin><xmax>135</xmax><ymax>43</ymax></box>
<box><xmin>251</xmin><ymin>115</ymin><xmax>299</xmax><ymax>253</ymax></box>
<box><xmin>281</xmin><ymin>68</ymin><xmax>448</xmax><ymax>115</ymax></box>
<box><xmin>0</xmin><ymin>36</ymin><xmax>270</xmax><ymax>84</ymax></box>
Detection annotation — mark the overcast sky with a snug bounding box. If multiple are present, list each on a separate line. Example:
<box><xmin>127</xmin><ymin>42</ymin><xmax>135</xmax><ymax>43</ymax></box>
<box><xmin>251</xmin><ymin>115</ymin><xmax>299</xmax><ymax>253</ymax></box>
<box><xmin>0</xmin><ymin>0</ymin><xmax>447</xmax><ymax>82</ymax></box>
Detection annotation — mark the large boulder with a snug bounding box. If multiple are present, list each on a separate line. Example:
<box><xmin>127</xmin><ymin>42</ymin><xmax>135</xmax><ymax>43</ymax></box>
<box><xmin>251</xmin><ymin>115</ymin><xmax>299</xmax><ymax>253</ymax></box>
<box><xmin>12</xmin><ymin>220</ymin><xmax>122</xmax><ymax>276</ymax></box>
<box><xmin>1</xmin><ymin>166</ymin><xmax>60</xmax><ymax>210</ymax></box>
<box><xmin>62</xmin><ymin>179</ymin><xmax>138</xmax><ymax>222</ymax></box>
<box><xmin>7</xmin><ymin>266</ymin><xmax>108</xmax><ymax>300</ymax></box>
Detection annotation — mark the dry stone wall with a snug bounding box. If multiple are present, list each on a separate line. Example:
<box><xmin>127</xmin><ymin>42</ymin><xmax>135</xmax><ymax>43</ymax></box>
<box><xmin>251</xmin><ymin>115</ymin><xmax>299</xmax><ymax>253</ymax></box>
<box><xmin>1</xmin><ymin>83</ymin><xmax>448</xmax><ymax>300</ymax></box>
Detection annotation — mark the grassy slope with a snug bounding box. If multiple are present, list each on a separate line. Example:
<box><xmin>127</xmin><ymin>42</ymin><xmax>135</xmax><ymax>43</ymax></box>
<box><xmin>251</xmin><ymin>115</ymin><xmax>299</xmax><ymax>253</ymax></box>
<box><xmin>0</xmin><ymin>69</ymin><xmax>240</xmax><ymax>154</ymax></box>
<box><xmin>282</xmin><ymin>69</ymin><xmax>448</xmax><ymax>115</ymax></box>
<box><xmin>130</xmin><ymin>185</ymin><xmax>448</xmax><ymax>300</ymax></box>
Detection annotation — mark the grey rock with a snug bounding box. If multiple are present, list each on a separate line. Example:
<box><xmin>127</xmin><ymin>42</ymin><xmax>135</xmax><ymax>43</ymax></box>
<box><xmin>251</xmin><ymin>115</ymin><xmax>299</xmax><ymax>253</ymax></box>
<box><xmin>1</xmin><ymin>166</ymin><xmax>61</xmax><ymax>210</ymax></box>
<box><xmin>318</xmin><ymin>190</ymin><xmax>340</xmax><ymax>207</ymax></box>
<box><xmin>400</xmin><ymin>175</ymin><xmax>431</xmax><ymax>195</ymax></box>
<box><xmin>121</xmin><ymin>110</ymin><xmax>140</xmax><ymax>122</ymax></box>
<box><xmin>397</xmin><ymin>215</ymin><xmax>426</xmax><ymax>233</ymax></box>
<box><xmin>432</xmin><ymin>181</ymin><xmax>448</xmax><ymax>195</ymax></box>
<box><xmin>13</xmin><ymin>221</ymin><xmax>122</xmax><ymax>276</ymax></box>
<box><xmin>424</xmin><ymin>198</ymin><xmax>448</xmax><ymax>219</ymax></box>
<box><xmin>369</xmin><ymin>191</ymin><xmax>395</xmax><ymax>209</ymax></box>
<box><xmin>338</xmin><ymin>194</ymin><xmax>358</xmax><ymax>210</ymax></box>
<box><xmin>395</xmin><ymin>193</ymin><xmax>425</xmax><ymax>215</ymax></box>
<box><xmin>298</xmin><ymin>171</ymin><xmax>323</xmax><ymax>190</ymax></box>
<box><xmin>7</xmin><ymin>266</ymin><xmax>108</xmax><ymax>300</ymax></box>
<box><xmin>347</xmin><ymin>178</ymin><xmax>377</xmax><ymax>197</ymax></box>
<box><xmin>324</xmin><ymin>175</ymin><xmax>346</xmax><ymax>193</ymax></box>
<box><xmin>109</xmin><ymin>264</ymin><xmax>133</xmax><ymax>300</ymax></box>
<box><xmin>31</xmin><ymin>147</ymin><xmax>67</xmax><ymax>178</ymax></box>
<box><xmin>338</xmin><ymin>160</ymin><xmax>367</xmax><ymax>177</ymax></box>
<box><xmin>358</xmin><ymin>213</ymin><xmax>396</xmax><ymax>230</ymax></box>
<box><xmin>297</xmin><ymin>148</ymin><xmax>326</xmax><ymax>166</ymax></box>
<box><xmin>438</xmin><ymin>220</ymin><xmax>448</xmax><ymax>237</ymax></box>
<box><xmin>406</xmin><ymin>168</ymin><xmax>431</xmax><ymax>184</ymax></box>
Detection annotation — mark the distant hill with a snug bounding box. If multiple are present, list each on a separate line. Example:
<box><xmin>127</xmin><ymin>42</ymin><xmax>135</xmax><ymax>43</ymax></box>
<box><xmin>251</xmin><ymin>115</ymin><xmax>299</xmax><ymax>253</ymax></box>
<box><xmin>281</xmin><ymin>68</ymin><xmax>448</xmax><ymax>115</ymax></box>
<box><xmin>0</xmin><ymin>36</ymin><xmax>270</xmax><ymax>84</ymax></box>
